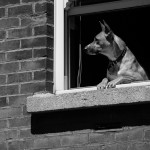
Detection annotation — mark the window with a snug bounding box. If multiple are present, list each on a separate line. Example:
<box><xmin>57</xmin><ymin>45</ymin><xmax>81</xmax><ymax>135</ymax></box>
<box><xmin>54</xmin><ymin>0</ymin><xmax>150</xmax><ymax>93</ymax></box>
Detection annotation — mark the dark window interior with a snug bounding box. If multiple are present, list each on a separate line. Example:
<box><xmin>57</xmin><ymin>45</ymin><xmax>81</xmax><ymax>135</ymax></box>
<box><xmin>68</xmin><ymin>5</ymin><xmax>150</xmax><ymax>88</ymax></box>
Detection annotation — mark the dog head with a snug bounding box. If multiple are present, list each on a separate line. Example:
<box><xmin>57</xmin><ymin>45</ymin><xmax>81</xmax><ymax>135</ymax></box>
<box><xmin>84</xmin><ymin>21</ymin><xmax>125</xmax><ymax>60</ymax></box>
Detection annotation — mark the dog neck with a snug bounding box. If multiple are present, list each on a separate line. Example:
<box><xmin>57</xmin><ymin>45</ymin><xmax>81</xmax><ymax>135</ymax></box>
<box><xmin>108</xmin><ymin>48</ymin><xmax>127</xmax><ymax>68</ymax></box>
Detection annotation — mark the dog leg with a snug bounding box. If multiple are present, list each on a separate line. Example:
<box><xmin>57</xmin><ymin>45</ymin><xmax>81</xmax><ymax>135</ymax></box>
<box><xmin>106</xmin><ymin>76</ymin><xmax>137</xmax><ymax>88</ymax></box>
<box><xmin>97</xmin><ymin>78</ymin><xmax>108</xmax><ymax>89</ymax></box>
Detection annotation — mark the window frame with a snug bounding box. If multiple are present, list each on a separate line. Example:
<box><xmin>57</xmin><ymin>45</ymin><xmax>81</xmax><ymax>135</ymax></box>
<box><xmin>54</xmin><ymin>0</ymin><xmax>150</xmax><ymax>94</ymax></box>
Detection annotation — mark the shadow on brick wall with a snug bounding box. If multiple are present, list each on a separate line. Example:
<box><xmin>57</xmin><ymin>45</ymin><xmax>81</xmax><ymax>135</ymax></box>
<box><xmin>31</xmin><ymin>102</ymin><xmax>150</xmax><ymax>134</ymax></box>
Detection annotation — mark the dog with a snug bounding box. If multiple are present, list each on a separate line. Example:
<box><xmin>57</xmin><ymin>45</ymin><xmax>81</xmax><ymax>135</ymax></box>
<box><xmin>85</xmin><ymin>21</ymin><xmax>148</xmax><ymax>89</ymax></box>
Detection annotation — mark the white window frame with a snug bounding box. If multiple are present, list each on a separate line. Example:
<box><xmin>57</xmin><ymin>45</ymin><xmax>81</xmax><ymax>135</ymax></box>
<box><xmin>54</xmin><ymin>0</ymin><xmax>150</xmax><ymax>94</ymax></box>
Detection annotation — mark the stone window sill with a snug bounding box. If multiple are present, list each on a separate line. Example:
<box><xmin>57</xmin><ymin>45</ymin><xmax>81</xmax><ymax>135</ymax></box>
<box><xmin>27</xmin><ymin>82</ymin><xmax>150</xmax><ymax>112</ymax></box>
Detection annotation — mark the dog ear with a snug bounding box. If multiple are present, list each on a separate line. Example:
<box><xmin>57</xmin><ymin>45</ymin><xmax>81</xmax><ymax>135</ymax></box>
<box><xmin>103</xmin><ymin>20</ymin><xmax>112</xmax><ymax>34</ymax></box>
<box><xmin>99</xmin><ymin>21</ymin><xmax>105</xmax><ymax>31</ymax></box>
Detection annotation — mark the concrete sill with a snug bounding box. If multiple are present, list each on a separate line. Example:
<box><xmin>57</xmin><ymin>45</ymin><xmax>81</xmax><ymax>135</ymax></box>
<box><xmin>27</xmin><ymin>81</ymin><xmax>150</xmax><ymax>112</ymax></box>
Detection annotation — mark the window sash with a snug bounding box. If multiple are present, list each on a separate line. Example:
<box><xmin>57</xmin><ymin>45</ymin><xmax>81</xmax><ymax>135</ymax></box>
<box><xmin>68</xmin><ymin>0</ymin><xmax>150</xmax><ymax>16</ymax></box>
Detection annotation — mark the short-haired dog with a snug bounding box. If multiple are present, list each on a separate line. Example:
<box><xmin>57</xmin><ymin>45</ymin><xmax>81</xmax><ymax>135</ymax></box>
<box><xmin>85</xmin><ymin>21</ymin><xmax>148</xmax><ymax>89</ymax></box>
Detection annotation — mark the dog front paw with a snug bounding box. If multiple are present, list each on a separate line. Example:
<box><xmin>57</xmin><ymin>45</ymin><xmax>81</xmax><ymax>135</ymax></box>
<box><xmin>106</xmin><ymin>81</ymin><xmax>116</xmax><ymax>88</ymax></box>
<box><xmin>97</xmin><ymin>78</ymin><xmax>108</xmax><ymax>90</ymax></box>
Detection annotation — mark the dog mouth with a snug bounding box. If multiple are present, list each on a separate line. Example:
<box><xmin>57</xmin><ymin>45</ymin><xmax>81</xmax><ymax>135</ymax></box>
<box><xmin>84</xmin><ymin>46</ymin><xmax>102</xmax><ymax>55</ymax></box>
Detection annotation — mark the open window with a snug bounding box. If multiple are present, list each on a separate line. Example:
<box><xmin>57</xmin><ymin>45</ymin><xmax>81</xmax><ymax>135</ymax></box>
<box><xmin>54</xmin><ymin>0</ymin><xmax>150</xmax><ymax>93</ymax></box>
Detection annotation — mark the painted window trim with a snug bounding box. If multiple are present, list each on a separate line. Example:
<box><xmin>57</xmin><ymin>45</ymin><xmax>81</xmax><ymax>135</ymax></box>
<box><xmin>54</xmin><ymin>0</ymin><xmax>150</xmax><ymax>94</ymax></box>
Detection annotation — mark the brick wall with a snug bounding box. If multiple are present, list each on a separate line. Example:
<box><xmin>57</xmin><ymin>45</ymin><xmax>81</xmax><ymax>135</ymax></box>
<box><xmin>0</xmin><ymin>0</ymin><xmax>150</xmax><ymax>149</ymax></box>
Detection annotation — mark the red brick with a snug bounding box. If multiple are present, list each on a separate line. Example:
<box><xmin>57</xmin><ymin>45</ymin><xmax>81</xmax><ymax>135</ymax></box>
<box><xmin>8</xmin><ymin>5</ymin><xmax>33</xmax><ymax>17</ymax></box>
<box><xmin>35</xmin><ymin>2</ymin><xmax>54</xmax><ymax>17</ymax></box>
<box><xmin>8</xmin><ymin>27</ymin><xmax>32</xmax><ymax>39</ymax></box>
<box><xmin>0</xmin><ymin>119</ymin><xmax>7</xmax><ymax>129</ymax></box>
<box><xmin>0</xmin><ymin>40</ymin><xmax>20</xmax><ymax>51</ymax></box>
<box><xmin>103</xmin><ymin>143</ymin><xmax>128</xmax><ymax>150</ymax></box>
<box><xmin>0</xmin><ymin>18</ymin><xmax>19</xmax><ymax>29</ymax></box>
<box><xmin>0</xmin><ymin>75</ymin><xmax>6</xmax><ymax>84</ymax></box>
<box><xmin>89</xmin><ymin>133</ymin><xmax>115</xmax><ymax>144</ymax></box>
<box><xmin>0</xmin><ymin>107</ymin><xmax>22</xmax><ymax>119</ymax></box>
<box><xmin>7</xmin><ymin>50</ymin><xmax>32</xmax><ymax>61</ymax></box>
<box><xmin>20</xmin><ymin>81</ymin><xmax>49</xmax><ymax>94</ymax></box>
<box><xmin>0</xmin><ymin>62</ymin><xmax>19</xmax><ymax>74</ymax></box>
<box><xmin>144</xmin><ymin>129</ymin><xmax>150</xmax><ymax>140</ymax></box>
<box><xmin>9</xmin><ymin>94</ymin><xmax>30</xmax><ymax>106</ymax></box>
<box><xmin>20</xmin><ymin>59</ymin><xmax>48</xmax><ymax>71</ymax></box>
<box><xmin>0</xmin><ymin>142</ymin><xmax>7</xmax><ymax>150</ymax></box>
<box><xmin>0</xmin><ymin>0</ymin><xmax>20</xmax><ymax>7</ymax></box>
<box><xmin>8</xmin><ymin>140</ymin><xmax>20</xmax><ymax>150</ymax></box>
<box><xmin>21</xmin><ymin>37</ymin><xmax>53</xmax><ymax>49</ymax></box>
<box><xmin>0</xmin><ymin>52</ymin><xmax>5</xmax><ymax>62</ymax></box>
<box><xmin>34</xmin><ymin>70</ymin><xmax>53</xmax><ymax>81</ymax></box>
<box><xmin>34</xmin><ymin>25</ymin><xmax>54</xmax><ymax>36</ymax></box>
<box><xmin>20</xmin><ymin>128</ymin><xmax>32</xmax><ymax>138</ymax></box>
<box><xmin>128</xmin><ymin>143</ymin><xmax>150</xmax><ymax>150</ymax></box>
<box><xmin>8</xmin><ymin>116</ymin><xmax>30</xmax><ymax>128</ymax></box>
<box><xmin>7</xmin><ymin>85</ymin><xmax>19</xmax><ymax>95</ymax></box>
<box><xmin>0</xmin><ymin>86</ymin><xmax>7</xmax><ymax>96</ymax></box>
<box><xmin>33</xmin><ymin>137</ymin><xmax>61</xmax><ymax>149</ymax></box>
<box><xmin>0</xmin><ymin>30</ymin><xmax>6</xmax><ymax>40</ymax></box>
<box><xmin>61</xmin><ymin>134</ymin><xmax>88</xmax><ymax>146</ymax></box>
<box><xmin>0</xmin><ymin>8</ymin><xmax>5</xmax><ymax>18</ymax></box>
<box><xmin>128</xmin><ymin>128</ymin><xmax>143</xmax><ymax>141</ymax></box>
<box><xmin>0</xmin><ymin>97</ymin><xmax>7</xmax><ymax>107</ymax></box>
<box><xmin>33</xmin><ymin>48</ymin><xmax>53</xmax><ymax>59</ymax></box>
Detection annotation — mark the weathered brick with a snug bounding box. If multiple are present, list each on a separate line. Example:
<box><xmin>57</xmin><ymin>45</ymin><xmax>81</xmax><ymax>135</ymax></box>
<box><xmin>115</xmin><ymin>131</ymin><xmax>129</xmax><ymax>142</ymax></box>
<box><xmin>21</xmin><ymin>15</ymin><xmax>47</xmax><ymax>27</ymax></box>
<box><xmin>0</xmin><ymin>130</ymin><xmax>18</xmax><ymax>142</ymax></box>
<box><xmin>0</xmin><ymin>30</ymin><xmax>6</xmax><ymax>40</ymax></box>
<box><xmin>34</xmin><ymin>25</ymin><xmax>54</xmax><ymax>36</ymax></box>
<box><xmin>34</xmin><ymin>70</ymin><xmax>53</xmax><ymax>81</ymax></box>
<box><xmin>8</xmin><ymin>140</ymin><xmax>20</xmax><ymax>150</ymax></box>
<box><xmin>7</xmin><ymin>50</ymin><xmax>32</xmax><ymax>61</ymax></box>
<box><xmin>89</xmin><ymin>133</ymin><xmax>115</xmax><ymax>144</ymax></box>
<box><xmin>21</xmin><ymin>37</ymin><xmax>53</xmax><ymax>49</ymax></box>
<box><xmin>0</xmin><ymin>107</ymin><xmax>22</xmax><ymax>119</ymax></box>
<box><xmin>128</xmin><ymin>143</ymin><xmax>150</xmax><ymax>150</ymax></box>
<box><xmin>0</xmin><ymin>18</ymin><xmax>19</xmax><ymax>29</ymax></box>
<box><xmin>128</xmin><ymin>128</ymin><xmax>143</xmax><ymax>141</ymax></box>
<box><xmin>7</xmin><ymin>85</ymin><xmax>19</xmax><ymax>95</ymax></box>
<box><xmin>8</xmin><ymin>116</ymin><xmax>30</xmax><ymax>127</ymax></box>
<box><xmin>103</xmin><ymin>143</ymin><xmax>128</xmax><ymax>150</ymax></box>
<box><xmin>0</xmin><ymin>0</ymin><xmax>20</xmax><ymax>7</ymax></box>
<box><xmin>35</xmin><ymin>2</ymin><xmax>54</xmax><ymax>17</ymax></box>
<box><xmin>0</xmin><ymin>8</ymin><xmax>5</xmax><ymax>18</ymax></box>
<box><xmin>9</xmin><ymin>94</ymin><xmax>30</xmax><ymax>106</ymax></box>
<box><xmin>0</xmin><ymin>75</ymin><xmax>6</xmax><ymax>84</ymax></box>
<box><xmin>19</xmin><ymin>139</ymin><xmax>33</xmax><ymax>150</ymax></box>
<box><xmin>20</xmin><ymin>59</ymin><xmax>49</xmax><ymax>71</ymax></box>
<box><xmin>20</xmin><ymin>128</ymin><xmax>32</xmax><ymax>138</ymax></box>
<box><xmin>0</xmin><ymin>62</ymin><xmax>19</xmax><ymax>74</ymax></box>
<box><xmin>144</xmin><ymin>129</ymin><xmax>150</xmax><ymax>140</ymax></box>
<box><xmin>0</xmin><ymin>86</ymin><xmax>7</xmax><ymax>96</ymax></box>
<box><xmin>0</xmin><ymin>142</ymin><xmax>7</xmax><ymax>150</ymax></box>
<box><xmin>8</xmin><ymin>27</ymin><xmax>32</xmax><ymax>39</ymax></box>
<box><xmin>0</xmin><ymin>97</ymin><xmax>7</xmax><ymax>107</ymax></box>
<box><xmin>8</xmin><ymin>72</ymin><xmax>32</xmax><ymax>84</ymax></box>
<box><xmin>0</xmin><ymin>40</ymin><xmax>20</xmax><ymax>51</ymax></box>
<box><xmin>33</xmin><ymin>137</ymin><xmax>61</xmax><ymax>149</ymax></box>
<box><xmin>33</xmin><ymin>48</ymin><xmax>53</xmax><ymax>59</ymax></box>
<box><xmin>61</xmin><ymin>134</ymin><xmax>88</xmax><ymax>146</ymax></box>
<box><xmin>20</xmin><ymin>81</ymin><xmax>51</xmax><ymax>94</ymax></box>
<box><xmin>8</xmin><ymin>5</ymin><xmax>33</xmax><ymax>17</ymax></box>
<box><xmin>0</xmin><ymin>119</ymin><xmax>7</xmax><ymax>129</ymax></box>
<box><xmin>0</xmin><ymin>52</ymin><xmax>5</xmax><ymax>62</ymax></box>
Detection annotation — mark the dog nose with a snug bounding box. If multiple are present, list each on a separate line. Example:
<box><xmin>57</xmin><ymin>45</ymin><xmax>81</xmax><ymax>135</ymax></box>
<box><xmin>84</xmin><ymin>44</ymin><xmax>90</xmax><ymax>50</ymax></box>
